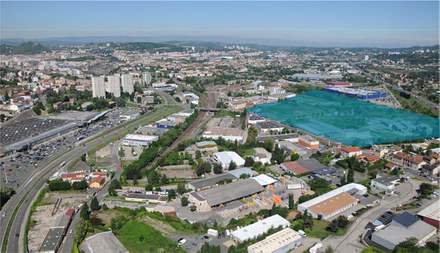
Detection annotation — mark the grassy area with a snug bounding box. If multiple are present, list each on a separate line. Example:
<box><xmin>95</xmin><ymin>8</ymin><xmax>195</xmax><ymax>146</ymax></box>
<box><xmin>300</xmin><ymin>219</ymin><xmax>350</xmax><ymax>239</ymax></box>
<box><xmin>361</xmin><ymin>246</ymin><xmax>385</xmax><ymax>253</ymax></box>
<box><xmin>116</xmin><ymin>220</ymin><xmax>185</xmax><ymax>253</ymax></box>
<box><xmin>243</xmin><ymin>148</ymin><xmax>256</xmax><ymax>156</ymax></box>
<box><xmin>389</xmin><ymin>88</ymin><xmax>439</xmax><ymax>118</ymax></box>
<box><xmin>358</xmin><ymin>178</ymin><xmax>371</xmax><ymax>187</ymax></box>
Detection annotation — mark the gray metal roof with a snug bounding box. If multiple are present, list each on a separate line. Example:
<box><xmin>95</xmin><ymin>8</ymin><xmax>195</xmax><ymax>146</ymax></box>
<box><xmin>372</xmin><ymin>175</ymin><xmax>400</xmax><ymax>186</ymax></box>
<box><xmin>393</xmin><ymin>211</ymin><xmax>419</xmax><ymax>228</ymax></box>
<box><xmin>297</xmin><ymin>158</ymin><xmax>325</xmax><ymax>171</ymax></box>
<box><xmin>188</xmin><ymin>174</ymin><xmax>236</xmax><ymax>190</ymax></box>
<box><xmin>196</xmin><ymin>179</ymin><xmax>265</xmax><ymax>207</ymax></box>
<box><xmin>39</xmin><ymin>227</ymin><xmax>64</xmax><ymax>252</ymax></box>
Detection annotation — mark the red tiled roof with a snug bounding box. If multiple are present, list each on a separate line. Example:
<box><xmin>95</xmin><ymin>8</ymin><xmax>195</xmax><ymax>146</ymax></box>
<box><xmin>342</xmin><ymin>146</ymin><xmax>362</xmax><ymax>153</ymax></box>
<box><xmin>281</xmin><ymin>161</ymin><xmax>309</xmax><ymax>175</ymax></box>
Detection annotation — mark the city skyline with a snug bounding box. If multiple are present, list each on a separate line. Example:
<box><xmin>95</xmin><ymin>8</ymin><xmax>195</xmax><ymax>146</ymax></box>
<box><xmin>1</xmin><ymin>1</ymin><xmax>439</xmax><ymax>47</ymax></box>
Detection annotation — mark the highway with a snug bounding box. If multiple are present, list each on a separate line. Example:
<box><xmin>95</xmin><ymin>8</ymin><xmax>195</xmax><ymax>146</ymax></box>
<box><xmin>0</xmin><ymin>106</ymin><xmax>181</xmax><ymax>253</ymax></box>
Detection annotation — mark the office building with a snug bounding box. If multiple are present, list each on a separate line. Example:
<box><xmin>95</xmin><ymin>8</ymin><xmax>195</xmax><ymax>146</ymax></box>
<box><xmin>92</xmin><ymin>76</ymin><xmax>106</xmax><ymax>98</ymax></box>
<box><xmin>122</xmin><ymin>73</ymin><xmax>134</xmax><ymax>94</ymax></box>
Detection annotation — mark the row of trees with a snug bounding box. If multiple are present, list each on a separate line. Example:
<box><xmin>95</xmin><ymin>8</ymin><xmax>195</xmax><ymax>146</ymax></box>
<box><xmin>47</xmin><ymin>179</ymin><xmax>88</xmax><ymax>191</ymax></box>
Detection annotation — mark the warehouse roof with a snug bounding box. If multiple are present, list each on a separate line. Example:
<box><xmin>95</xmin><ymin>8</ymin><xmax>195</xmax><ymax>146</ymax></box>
<box><xmin>188</xmin><ymin>174</ymin><xmax>236</xmax><ymax>190</ymax></box>
<box><xmin>373</xmin><ymin>216</ymin><xmax>436</xmax><ymax>249</ymax></box>
<box><xmin>372</xmin><ymin>175</ymin><xmax>400</xmax><ymax>187</ymax></box>
<box><xmin>231</xmin><ymin>214</ymin><xmax>290</xmax><ymax>242</ymax></box>
<box><xmin>213</xmin><ymin>151</ymin><xmax>245</xmax><ymax>166</ymax></box>
<box><xmin>247</xmin><ymin>228</ymin><xmax>301</xmax><ymax>253</ymax></box>
<box><xmin>253</xmin><ymin>174</ymin><xmax>277</xmax><ymax>186</ymax></box>
<box><xmin>308</xmin><ymin>192</ymin><xmax>357</xmax><ymax>216</ymax></box>
<box><xmin>39</xmin><ymin>227</ymin><xmax>64</xmax><ymax>252</ymax></box>
<box><xmin>393</xmin><ymin>211</ymin><xmax>420</xmax><ymax>228</ymax></box>
<box><xmin>417</xmin><ymin>200</ymin><xmax>440</xmax><ymax>222</ymax></box>
<box><xmin>227</xmin><ymin>167</ymin><xmax>257</xmax><ymax>178</ymax></box>
<box><xmin>193</xmin><ymin>179</ymin><xmax>265</xmax><ymax>207</ymax></box>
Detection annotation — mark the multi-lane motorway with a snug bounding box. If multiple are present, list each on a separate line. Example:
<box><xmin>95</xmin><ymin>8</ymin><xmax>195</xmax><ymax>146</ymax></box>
<box><xmin>0</xmin><ymin>105</ymin><xmax>181</xmax><ymax>253</ymax></box>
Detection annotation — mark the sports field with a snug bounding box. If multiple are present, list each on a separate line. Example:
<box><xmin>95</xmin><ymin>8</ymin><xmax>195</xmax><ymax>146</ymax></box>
<box><xmin>249</xmin><ymin>90</ymin><xmax>439</xmax><ymax>147</ymax></box>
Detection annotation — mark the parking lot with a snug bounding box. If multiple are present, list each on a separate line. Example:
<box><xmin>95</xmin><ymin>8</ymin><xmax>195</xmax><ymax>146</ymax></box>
<box><xmin>0</xmin><ymin>109</ymin><xmax>129</xmax><ymax>190</ymax></box>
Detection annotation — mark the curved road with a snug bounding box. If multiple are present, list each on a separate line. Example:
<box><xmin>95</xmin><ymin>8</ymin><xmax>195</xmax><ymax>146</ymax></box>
<box><xmin>0</xmin><ymin>106</ymin><xmax>180</xmax><ymax>253</ymax></box>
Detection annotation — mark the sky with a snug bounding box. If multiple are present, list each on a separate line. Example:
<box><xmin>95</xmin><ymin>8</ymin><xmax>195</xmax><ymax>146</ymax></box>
<box><xmin>1</xmin><ymin>1</ymin><xmax>439</xmax><ymax>47</ymax></box>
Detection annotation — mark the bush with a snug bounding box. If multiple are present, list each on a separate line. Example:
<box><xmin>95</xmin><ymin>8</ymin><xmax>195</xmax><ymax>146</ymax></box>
<box><xmin>48</xmin><ymin>179</ymin><xmax>71</xmax><ymax>191</ymax></box>
<box><xmin>181</xmin><ymin>196</ymin><xmax>189</xmax><ymax>206</ymax></box>
<box><xmin>72</xmin><ymin>180</ymin><xmax>88</xmax><ymax>190</ymax></box>
<box><xmin>190</xmin><ymin>205</ymin><xmax>196</xmax><ymax>211</ymax></box>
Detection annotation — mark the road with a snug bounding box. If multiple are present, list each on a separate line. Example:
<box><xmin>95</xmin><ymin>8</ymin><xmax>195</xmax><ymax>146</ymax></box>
<box><xmin>0</xmin><ymin>106</ymin><xmax>180</xmax><ymax>253</ymax></box>
<box><xmin>322</xmin><ymin>179</ymin><xmax>421</xmax><ymax>253</ymax></box>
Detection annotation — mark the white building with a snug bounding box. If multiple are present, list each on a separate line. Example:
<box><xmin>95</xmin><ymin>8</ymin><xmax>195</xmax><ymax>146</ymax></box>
<box><xmin>202</xmin><ymin>128</ymin><xmax>245</xmax><ymax>143</ymax></box>
<box><xmin>122</xmin><ymin>134</ymin><xmax>158</xmax><ymax>147</ymax></box>
<box><xmin>143</xmin><ymin>72</ymin><xmax>152</xmax><ymax>86</ymax></box>
<box><xmin>269</xmin><ymin>87</ymin><xmax>286</xmax><ymax>95</ymax></box>
<box><xmin>121</xmin><ymin>73</ymin><xmax>134</xmax><ymax>94</ymax></box>
<box><xmin>213</xmin><ymin>151</ymin><xmax>245</xmax><ymax>169</ymax></box>
<box><xmin>92</xmin><ymin>76</ymin><xmax>106</xmax><ymax>98</ymax></box>
<box><xmin>107</xmin><ymin>74</ymin><xmax>121</xmax><ymax>97</ymax></box>
<box><xmin>231</xmin><ymin>215</ymin><xmax>291</xmax><ymax>243</ymax></box>
<box><xmin>371</xmin><ymin>175</ymin><xmax>400</xmax><ymax>192</ymax></box>
<box><xmin>297</xmin><ymin>183</ymin><xmax>367</xmax><ymax>220</ymax></box>
<box><xmin>248</xmin><ymin>228</ymin><xmax>302</xmax><ymax>253</ymax></box>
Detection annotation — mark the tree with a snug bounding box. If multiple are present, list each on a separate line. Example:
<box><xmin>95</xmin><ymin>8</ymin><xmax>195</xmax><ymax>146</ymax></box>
<box><xmin>228</xmin><ymin>161</ymin><xmax>237</xmax><ymax>170</ymax></box>
<box><xmin>246</xmin><ymin>126</ymin><xmax>258</xmax><ymax>145</ymax></box>
<box><xmin>324</xmin><ymin>246</ymin><xmax>335</xmax><ymax>253</ymax></box>
<box><xmin>80</xmin><ymin>202</ymin><xmax>90</xmax><ymax>220</ymax></box>
<box><xmin>195</xmin><ymin>150</ymin><xmax>202</xmax><ymax>159</ymax></box>
<box><xmin>347</xmin><ymin>167</ymin><xmax>354</xmax><ymax>183</ymax></box>
<box><xmin>160</xmin><ymin>174</ymin><xmax>169</xmax><ymax>185</ymax></box>
<box><xmin>72</xmin><ymin>180</ymin><xmax>88</xmax><ymax>190</ymax></box>
<box><xmin>244</xmin><ymin>156</ymin><xmax>255</xmax><ymax>167</ymax></box>
<box><xmin>90</xmin><ymin>197</ymin><xmax>101</xmax><ymax>211</ymax></box>
<box><xmin>181</xmin><ymin>196</ymin><xmax>189</xmax><ymax>206</ymax></box>
<box><xmin>168</xmin><ymin>189</ymin><xmax>177</xmax><ymax>200</ymax></box>
<box><xmin>108</xmin><ymin>179</ymin><xmax>122</xmax><ymax>196</ymax></box>
<box><xmin>288</xmin><ymin>194</ymin><xmax>294</xmax><ymax>210</ymax></box>
<box><xmin>48</xmin><ymin>179</ymin><xmax>71</xmax><ymax>191</ymax></box>
<box><xmin>272</xmin><ymin>145</ymin><xmax>286</xmax><ymax>164</ymax></box>
<box><xmin>176</xmin><ymin>182</ymin><xmax>186</xmax><ymax>195</ymax></box>
<box><xmin>213</xmin><ymin>163</ymin><xmax>223</xmax><ymax>174</ymax></box>
<box><xmin>290</xmin><ymin>153</ymin><xmax>300</xmax><ymax>161</ymax></box>
<box><xmin>136</xmin><ymin>96</ymin><xmax>142</xmax><ymax>103</ymax></box>
<box><xmin>190</xmin><ymin>205</ymin><xmax>196</xmax><ymax>211</ymax></box>
<box><xmin>147</xmin><ymin>170</ymin><xmax>161</xmax><ymax>185</ymax></box>
<box><xmin>198</xmin><ymin>243</ymin><xmax>221</xmax><ymax>253</ymax></box>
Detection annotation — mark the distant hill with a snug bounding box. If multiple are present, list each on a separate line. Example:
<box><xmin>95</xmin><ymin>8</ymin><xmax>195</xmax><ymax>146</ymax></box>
<box><xmin>105</xmin><ymin>42</ymin><xmax>186</xmax><ymax>53</ymax></box>
<box><xmin>0</xmin><ymin>42</ymin><xmax>51</xmax><ymax>55</ymax></box>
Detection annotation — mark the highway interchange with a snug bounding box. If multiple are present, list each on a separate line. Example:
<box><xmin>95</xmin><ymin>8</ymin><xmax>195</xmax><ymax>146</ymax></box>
<box><xmin>0</xmin><ymin>105</ymin><xmax>181</xmax><ymax>253</ymax></box>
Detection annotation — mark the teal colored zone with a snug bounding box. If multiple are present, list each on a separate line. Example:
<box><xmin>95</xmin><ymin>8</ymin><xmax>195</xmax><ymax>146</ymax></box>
<box><xmin>249</xmin><ymin>90</ymin><xmax>439</xmax><ymax>147</ymax></box>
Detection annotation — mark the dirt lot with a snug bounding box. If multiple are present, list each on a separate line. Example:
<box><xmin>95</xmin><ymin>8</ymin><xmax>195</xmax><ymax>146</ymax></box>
<box><xmin>158</xmin><ymin>165</ymin><xmax>196</xmax><ymax>179</ymax></box>
<box><xmin>28</xmin><ymin>191</ymin><xmax>89</xmax><ymax>252</ymax></box>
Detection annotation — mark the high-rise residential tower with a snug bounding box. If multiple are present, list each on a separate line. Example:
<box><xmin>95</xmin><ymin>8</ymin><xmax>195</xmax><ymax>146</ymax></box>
<box><xmin>92</xmin><ymin>76</ymin><xmax>106</xmax><ymax>98</ymax></box>
<box><xmin>107</xmin><ymin>74</ymin><xmax>121</xmax><ymax>97</ymax></box>
<box><xmin>121</xmin><ymin>73</ymin><xmax>134</xmax><ymax>94</ymax></box>
<box><xmin>142</xmin><ymin>72</ymin><xmax>152</xmax><ymax>86</ymax></box>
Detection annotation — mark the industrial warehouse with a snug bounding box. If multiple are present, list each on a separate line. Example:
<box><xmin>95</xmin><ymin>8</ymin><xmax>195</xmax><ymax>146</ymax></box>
<box><xmin>188</xmin><ymin>178</ymin><xmax>266</xmax><ymax>211</ymax></box>
<box><xmin>297</xmin><ymin>183</ymin><xmax>367</xmax><ymax>220</ymax></box>
<box><xmin>323</xmin><ymin>87</ymin><xmax>388</xmax><ymax>100</ymax></box>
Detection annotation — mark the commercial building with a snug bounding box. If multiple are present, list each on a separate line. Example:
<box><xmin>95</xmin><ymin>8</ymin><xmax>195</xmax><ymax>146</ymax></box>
<box><xmin>195</xmin><ymin>141</ymin><xmax>218</xmax><ymax>150</ymax></box>
<box><xmin>248</xmin><ymin>114</ymin><xmax>266</xmax><ymax>125</ymax></box>
<box><xmin>247</xmin><ymin>228</ymin><xmax>302</xmax><ymax>253</ymax></box>
<box><xmin>324</xmin><ymin>87</ymin><xmax>387</xmax><ymax>100</ymax></box>
<box><xmin>298</xmin><ymin>183</ymin><xmax>367</xmax><ymax>220</ymax></box>
<box><xmin>38</xmin><ymin>227</ymin><xmax>65</xmax><ymax>253</ymax></box>
<box><xmin>371</xmin><ymin>174</ymin><xmax>400</xmax><ymax>192</ymax></box>
<box><xmin>107</xmin><ymin>74</ymin><xmax>121</xmax><ymax>97</ymax></box>
<box><xmin>84</xmin><ymin>232</ymin><xmax>129</xmax><ymax>253</ymax></box>
<box><xmin>119</xmin><ymin>110</ymin><xmax>140</xmax><ymax>120</ymax></box>
<box><xmin>188</xmin><ymin>179</ymin><xmax>265</xmax><ymax>211</ymax></box>
<box><xmin>187</xmin><ymin>168</ymin><xmax>257</xmax><ymax>191</ymax></box>
<box><xmin>122</xmin><ymin>134</ymin><xmax>158</xmax><ymax>147</ymax></box>
<box><xmin>417</xmin><ymin>200</ymin><xmax>440</xmax><ymax>229</ymax></box>
<box><xmin>213</xmin><ymin>151</ymin><xmax>245</xmax><ymax>169</ymax></box>
<box><xmin>256</xmin><ymin>121</ymin><xmax>284</xmax><ymax>133</ymax></box>
<box><xmin>371</xmin><ymin>212</ymin><xmax>437</xmax><ymax>250</ymax></box>
<box><xmin>280</xmin><ymin>158</ymin><xmax>325</xmax><ymax>175</ymax></box>
<box><xmin>231</xmin><ymin>214</ymin><xmax>291</xmax><ymax>243</ymax></box>
<box><xmin>121</xmin><ymin>73</ymin><xmax>134</xmax><ymax>94</ymax></box>
<box><xmin>125</xmin><ymin>193</ymin><xmax>168</xmax><ymax>204</ymax></box>
<box><xmin>298</xmin><ymin>135</ymin><xmax>319</xmax><ymax>149</ymax></box>
<box><xmin>156</xmin><ymin>119</ymin><xmax>177</xmax><ymax>129</ymax></box>
<box><xmin>251</xmin><ymin>147</ymin><xmax>272</xmax><ymax>164</ymax></box>
<box><xmin>340</xmin><ymin>146</ymin><xmax>363</xmax><ymax>157</ymax></box>
<box><xmin>92</xmin><ymin>76</ymin><xmax>106</xmax><ymax>98</ymax></box>
<box><xmin>202</xmin><ymin>127</ymin><xmax>246</xmax><ymax>142</ymax></box>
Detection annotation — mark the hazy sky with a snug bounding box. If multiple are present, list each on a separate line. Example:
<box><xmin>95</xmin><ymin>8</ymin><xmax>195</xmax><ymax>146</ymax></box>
<box><xmin>1</xmin><ymin>1</ymin><xmax>439</xmax><ymax>47</ymax></box>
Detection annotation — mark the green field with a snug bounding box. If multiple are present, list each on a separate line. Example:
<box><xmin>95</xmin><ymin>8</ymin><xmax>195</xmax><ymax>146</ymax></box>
<box><xmin>116</xmin><ymin>220</ymin><xmax>185</xmax><ymax>253</ymax></box>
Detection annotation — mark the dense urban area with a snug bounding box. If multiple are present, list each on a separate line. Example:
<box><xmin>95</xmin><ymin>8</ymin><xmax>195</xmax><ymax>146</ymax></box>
<box><xmin>0</xmin><ymin>41</ymin><xmax>439</xmax><ymax>253</ymax></box>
